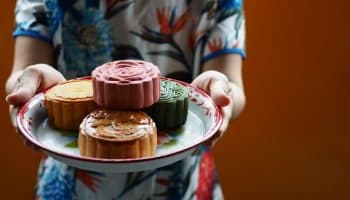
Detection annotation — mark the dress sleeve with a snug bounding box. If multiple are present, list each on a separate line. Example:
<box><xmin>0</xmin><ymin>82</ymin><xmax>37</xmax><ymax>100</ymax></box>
<box><xmin>202</xmin><ymin>0</ymin><xmax>246</xmax><ymax>63</ymax></box>
<box><xmin>13</xmin><ymin>0</ymin><xmax>52</xmax><ymax>43</ymax></box>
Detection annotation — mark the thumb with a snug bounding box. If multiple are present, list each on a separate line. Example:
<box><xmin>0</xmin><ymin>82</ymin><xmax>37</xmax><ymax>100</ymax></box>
<box><xmin>6</xmin><ymin>67</ymin><xmax>41</xmax><ymax>106</ymax></box>
<box><xmin>6</xmin><ymin>87</ymin><xmax>36</xmax><ymax>106</ymax></box>
<box><xmin>209</xmin><ymin>79</ymin><xmax>231</xmax><ymax>107</ymax></box>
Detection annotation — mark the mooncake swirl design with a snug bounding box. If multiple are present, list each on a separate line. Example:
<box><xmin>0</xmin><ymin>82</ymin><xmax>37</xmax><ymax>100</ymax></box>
<box><xmin>147</xmin><ymin>80</ymin><xmax>189</xmax><ymax>129</ymax></box>
<box><xmin>45</xmin><ymin>80</ymin><xmax>97</xmax><ymax>131</ymax></box>
<box><xmin>78</xmin><ymin>109</ymin><xmax>157</xmax><ymax>159</ymax></box>
<box><xmin>159</xmin><ymin>80</ymin><xmax>188</xmax><ymax>102</ymax></box>
<box><xmin>92</xmin><ymin>60</ymin><xmax>161</xmax><ymax>109</ymax></box>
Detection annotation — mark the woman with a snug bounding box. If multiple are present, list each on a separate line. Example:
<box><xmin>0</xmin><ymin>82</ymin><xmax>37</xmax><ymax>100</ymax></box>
<box><xmin>6</xmin><ymin>0</ymin><xmax>246</xmax><ymax>199</ymax></box>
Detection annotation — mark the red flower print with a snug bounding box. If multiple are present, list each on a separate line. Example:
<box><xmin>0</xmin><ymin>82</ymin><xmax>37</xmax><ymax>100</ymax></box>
<box><xmin>76</xmin><ymin>169</ymin><xmax>101</xmax><ymax>192</ymax></box>
<box><xmin>188</xmin><ymin>20</ymin><xmax>205</xmax><ymax>50</ymax></box>
<box><xmin>233</xmin><ymin>40</ymin><xmax>239</xmax><ymax>48</ymax></box>
<box><xmin>105</xmin><ymin>0</ymin><xmax>134</xmax><ymax>19</ymax></box>
<box><xmin>106</xmin><ymin>0</ymin><xmax>128</xmax><ymax>9</ymax></box>
<box><xmin>156</xmin><ymin>7</ymin><xmax>171</xmax><ymax>34</ymax></box>
<box><xmin>197</xmin><ymin>151</ymin><xmax>215</xmax><ymax>200</ymax></box>
<box><xmin>171</xmin><ymin>10</ymin><xmax>189</xmax><ymax>33</ymax></box>
<box><xmin>156</xmin><ymin>7</ymin><xmax>190</xmax><ymax>34</ymax></box>
<box><xmin>157</xmin><ymin>178</ymin><xmax>170</xmax><ymax>186</ymax></box>
<box><xmin>208</xmin><ymin>38</ymin><xmax>223</xmax><ymax>53</ymax></box>
<box><xmin>131</xmin><ymin>6</ymin><xmax>192</xmax><ymax>71</ymax></box>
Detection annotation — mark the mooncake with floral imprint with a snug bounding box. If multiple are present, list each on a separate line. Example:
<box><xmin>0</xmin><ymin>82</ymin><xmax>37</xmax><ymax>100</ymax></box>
<box><xmin>147</xmin><ymin>79</ymin><xmax>188</xmax><ymax>129</ymax></box>
<box><xmin>92</xmin><ymin>60</ymin><xmax>160</xmax><ymax>109</ymax></box>
<box><xmin>78</xmin><ymin>109</ymin><xmax>157</xmax><ymax>159</ymax></box>
<box><xmin>45</xmin><ymin>79</ymin><xmax>97</xmax><ymax>131</ymax></box>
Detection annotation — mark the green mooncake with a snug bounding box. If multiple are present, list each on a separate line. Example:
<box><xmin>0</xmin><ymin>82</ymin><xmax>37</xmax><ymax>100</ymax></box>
<box><xmin>148</xmin><ymin>79</ymin><xmax>189</xmax><ymax>129</ymax></box>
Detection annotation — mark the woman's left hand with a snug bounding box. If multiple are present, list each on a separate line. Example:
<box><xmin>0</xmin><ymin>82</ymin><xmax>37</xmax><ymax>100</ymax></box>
<box><xmin>191</xmin><ymin>70</ymin><xmax>245</xmax><ymax>147</ymax></box>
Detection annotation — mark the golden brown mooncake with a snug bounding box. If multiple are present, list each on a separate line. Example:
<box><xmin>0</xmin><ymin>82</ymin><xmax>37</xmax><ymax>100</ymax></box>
<box><xmin>78</xmin><ymin>109</ymin><xmax>157</xmax><ymax>159</ymax></box>
<box><xmin>45</xmin><ymin>79</ymin><xmax>97</xmax><ymax>131</ymax></box>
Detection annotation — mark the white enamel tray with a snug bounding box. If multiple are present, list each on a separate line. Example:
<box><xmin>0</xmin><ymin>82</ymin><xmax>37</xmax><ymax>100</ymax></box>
<box><xmin>17</xmin><ymin>78</ymin><xmax>222</xmax><ymax>173</ymax></box>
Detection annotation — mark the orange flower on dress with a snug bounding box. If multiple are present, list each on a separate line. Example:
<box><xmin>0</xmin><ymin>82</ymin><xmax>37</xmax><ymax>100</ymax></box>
<box><xmin>106</xmin><ymin>0</ymin><xmax>128</xmax><ymax>8</ymax></box>
<box><xmin>208</xmin><ymin>38</ymin><xmax>223</xmax><ymax>53</ymax></box>
<box><xmin>76</xmin><ymin>169</ymin><xmax>101</xmax><ymax>192</ymax></box>
<box><xmin>156</xmin><ymin>7</ymin><xmax>190</xmax><ymax>34</ymax></box>
<box><xmin>105</xmin><ymin>0</ymin><xmax>134</xmax><ymax>19</ymax></box>
<box><xmin>130</xmin><ymin>6</ymin><xmax>192</xmax><ymax>71</ymax></box>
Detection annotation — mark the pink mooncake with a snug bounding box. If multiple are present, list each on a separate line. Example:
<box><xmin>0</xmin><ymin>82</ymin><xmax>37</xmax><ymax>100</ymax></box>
<box><xmin>92</xmin><ymin>60</ymin><xmax>161</xmax><ymax>109</ymax></box>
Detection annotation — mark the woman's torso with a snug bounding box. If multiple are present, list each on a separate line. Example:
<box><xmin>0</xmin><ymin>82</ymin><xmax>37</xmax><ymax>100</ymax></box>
<box><xmin>14</xmin><ymin>0</ymin><xmax>245</xmax><ymax>198</ymax></box>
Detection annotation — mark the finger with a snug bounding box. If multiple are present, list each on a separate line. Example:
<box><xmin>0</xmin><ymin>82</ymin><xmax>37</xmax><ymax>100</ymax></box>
<box><xmin>205</xmin><ymin>130</ymin><xmax>221</xmax><ymax>148</ymax></box>
<box><xmin>6</xmin><ymin>67</ymin><xmax>41</xmax><ymax>105</ymax></box>
<box><xmin>14</xmin><ymin>118</ymin><xmax>41</xmax><ymax>152</ymax></box>
<box><xmin>6</xmin><ymin>64</ymin><xmax>66</xmax><ymax>106</ymax></box>
<box><xmin>209</xmin><ymin>79</ymin><xmax>231</xmax><ymax>107</ymax></box>
<box><xmin>205</xmin><ymin>103</ymin><xmax>232</xmax><ymax>148</ymax></box>
<box><xmin>9</xmin><ymin>105</ymin><xmax>19</xmax><ymax>129</ymax></box>
<box><xmin>205</xmin><ymin>123</ymin><xmax>228</xmax><ymax>148</ymax></box>
<box><xmin>191</xmin><ymin>71</ymin><xmax>231</xmax><ymax>106</ymax></box>
<box><xmin>219</xmin><ymin>105</ymin><xmax>232</xmax><ymax>133</ymax></box>
<box><xmin>6</xmin><ymin>87</ymin><xmax>36</xmax><ymax>106</ymax></box>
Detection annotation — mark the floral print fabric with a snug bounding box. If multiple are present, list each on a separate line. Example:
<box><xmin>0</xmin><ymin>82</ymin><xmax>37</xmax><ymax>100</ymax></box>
<box><xmin>14</xmin><ymin>0</ymin><xmax>245</xmax><ymax>199</ymax></box>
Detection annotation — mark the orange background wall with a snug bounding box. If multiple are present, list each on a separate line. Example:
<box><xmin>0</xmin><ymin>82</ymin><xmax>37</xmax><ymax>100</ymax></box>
<box><xmin>1</xmin><ymin>1</ymin><xmax>350</xmax><ymax>199</ymax></box>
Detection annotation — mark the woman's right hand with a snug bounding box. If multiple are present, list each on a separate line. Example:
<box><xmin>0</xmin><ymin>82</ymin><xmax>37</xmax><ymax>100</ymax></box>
<box><xmin>5</xmin><ymin>64</ymin><xmax>65</xmax><ymax>149</ymax></box>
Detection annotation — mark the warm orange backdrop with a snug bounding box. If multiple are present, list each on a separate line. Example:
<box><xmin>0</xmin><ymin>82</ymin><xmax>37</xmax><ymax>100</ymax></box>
<box><xmin>1</xmin><ymin>1</ymin><xmax>350</xmax><ymax>199</ymax></box>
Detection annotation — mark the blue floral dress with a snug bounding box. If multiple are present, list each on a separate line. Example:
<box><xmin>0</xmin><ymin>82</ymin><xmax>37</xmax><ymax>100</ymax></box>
<box><xmin>14</xmin><ymin>0</ymin><xmax>245</xmax><ymax>199</ymax></box>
